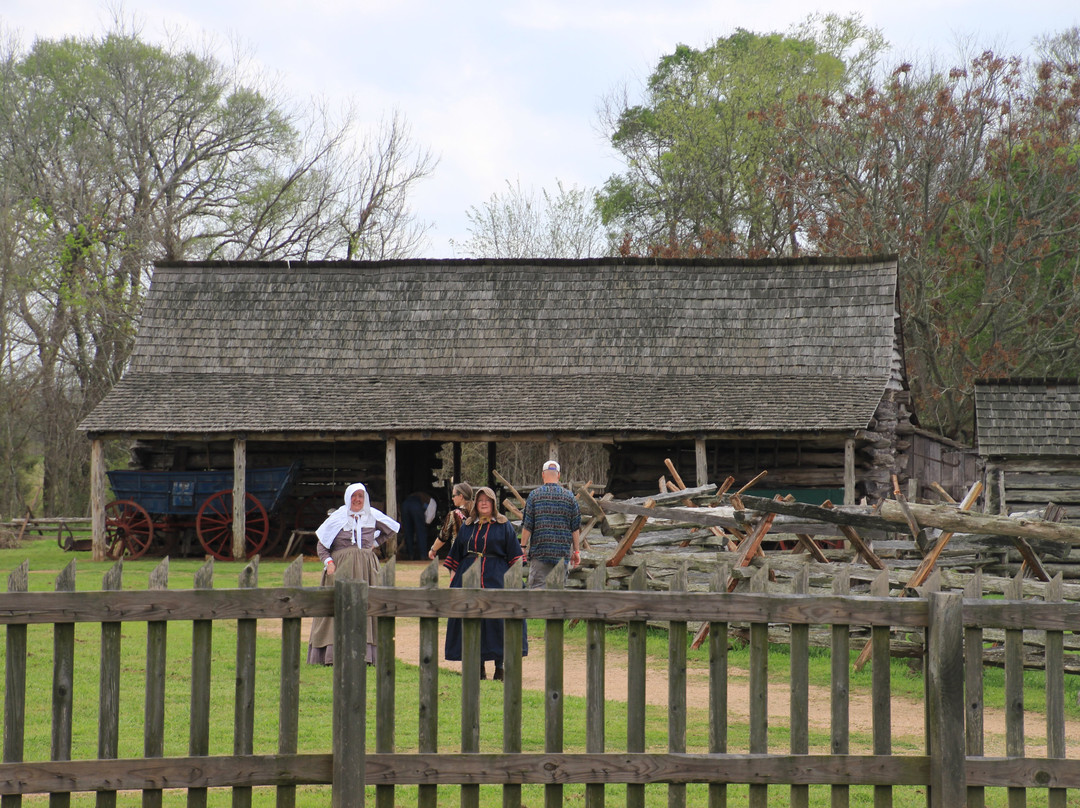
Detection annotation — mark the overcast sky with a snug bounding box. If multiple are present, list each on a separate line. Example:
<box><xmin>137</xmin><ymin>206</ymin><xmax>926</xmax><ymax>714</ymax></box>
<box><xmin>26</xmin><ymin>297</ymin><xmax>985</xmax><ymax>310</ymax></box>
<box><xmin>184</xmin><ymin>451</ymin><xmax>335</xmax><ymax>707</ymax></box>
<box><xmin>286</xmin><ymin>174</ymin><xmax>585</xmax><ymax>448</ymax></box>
<box><xmin>2</xmin><ymin>1</ymin><xmax>1077</xmax><ymax>257</ymax></box>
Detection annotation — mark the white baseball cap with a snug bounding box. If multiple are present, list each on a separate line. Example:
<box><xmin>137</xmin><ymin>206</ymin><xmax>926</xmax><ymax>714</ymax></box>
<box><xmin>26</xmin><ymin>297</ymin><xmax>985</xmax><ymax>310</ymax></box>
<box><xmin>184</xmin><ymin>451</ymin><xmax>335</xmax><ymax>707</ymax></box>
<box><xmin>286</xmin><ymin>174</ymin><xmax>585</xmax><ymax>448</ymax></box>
<box><xmin>542</xmin><ymin>460</ymin><xmax>561</xmax><ymax>472</ymax></box>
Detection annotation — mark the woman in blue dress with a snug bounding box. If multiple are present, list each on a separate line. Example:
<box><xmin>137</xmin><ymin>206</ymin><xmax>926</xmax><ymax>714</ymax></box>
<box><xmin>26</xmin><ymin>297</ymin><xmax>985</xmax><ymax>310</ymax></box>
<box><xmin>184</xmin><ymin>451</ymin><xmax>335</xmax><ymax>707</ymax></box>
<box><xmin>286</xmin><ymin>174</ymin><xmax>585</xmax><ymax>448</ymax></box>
<box><xmin>443</xmin><ymin>486</ymin><xmax>527</xmax><ymax>680</ymax></box>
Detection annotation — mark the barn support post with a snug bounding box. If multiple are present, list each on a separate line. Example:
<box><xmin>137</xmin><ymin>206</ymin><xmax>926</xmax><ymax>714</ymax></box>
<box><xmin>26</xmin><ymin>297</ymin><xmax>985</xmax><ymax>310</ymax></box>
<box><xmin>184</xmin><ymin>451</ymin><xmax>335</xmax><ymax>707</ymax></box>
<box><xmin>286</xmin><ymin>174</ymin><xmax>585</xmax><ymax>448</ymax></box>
<box><xmin>91</xmin><ymin>438</ymin><xmax>106</xmax><ymax>561</ymax></box>
<box><xmin>452</xmin><ymin>442</ymin><xmax>462</xmax><ymax>483</ymax></box>
<box><xmin>232</xmin><ymin>438</ymin><xmax>247</xmax><ymax>560</ymax></box>
<box><xmin>844</xmin><ymin>438</ymin><xmax>856</xmax><ymax>505</ymax></box>
<box><xmin>695</xmin><ymin>438</ymin><xmax>708</xmax><ymax>487</ymax></box>
<box><xmin>547</xmin><ymin>439</ymin><xmax>559</xmax><ymax>465</ymax></box>
<box><xmin>385</xmin><ymin>438</ymin><xmax>398</xmax><ymax>520</ymax></box>
<box><xmin>487</xmin><ymin>442</ymin><xmax>497</xmax><ymax>489</ymax></box>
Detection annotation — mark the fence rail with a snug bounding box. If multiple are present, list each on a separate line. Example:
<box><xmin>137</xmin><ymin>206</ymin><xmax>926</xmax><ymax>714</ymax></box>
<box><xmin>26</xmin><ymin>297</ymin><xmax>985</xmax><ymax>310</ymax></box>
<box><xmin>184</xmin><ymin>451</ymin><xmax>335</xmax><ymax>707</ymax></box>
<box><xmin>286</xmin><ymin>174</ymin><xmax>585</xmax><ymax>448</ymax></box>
<box><xmin>1</xmin><ymin>556</ymin><xmax>1077</xmax><ymax>808</ymax></box>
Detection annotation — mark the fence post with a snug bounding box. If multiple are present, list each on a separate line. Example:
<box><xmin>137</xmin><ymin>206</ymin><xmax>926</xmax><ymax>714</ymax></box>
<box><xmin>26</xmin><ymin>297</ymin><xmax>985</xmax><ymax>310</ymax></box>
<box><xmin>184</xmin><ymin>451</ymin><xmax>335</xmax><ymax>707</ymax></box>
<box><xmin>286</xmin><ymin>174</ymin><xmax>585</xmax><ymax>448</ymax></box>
<box><xmin>927</xmin><ymin>591</ymin><xmax>965</xmax><ymax>808</ymax></box>
<box><xmin>333</xmin><ymin>579</ymin><xmax>368</xmax><ymax>808</ymax></box>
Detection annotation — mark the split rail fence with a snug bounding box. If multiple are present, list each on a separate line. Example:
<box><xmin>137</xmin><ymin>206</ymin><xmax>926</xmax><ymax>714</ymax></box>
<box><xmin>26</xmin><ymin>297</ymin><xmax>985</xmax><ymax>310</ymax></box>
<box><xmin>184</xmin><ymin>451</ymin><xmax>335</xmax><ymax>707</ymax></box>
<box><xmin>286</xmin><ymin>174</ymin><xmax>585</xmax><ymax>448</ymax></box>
<box><xmin>1</xmin><ymin>556</ymin><xmax>1079</xmax><ymax>807</ymax></box>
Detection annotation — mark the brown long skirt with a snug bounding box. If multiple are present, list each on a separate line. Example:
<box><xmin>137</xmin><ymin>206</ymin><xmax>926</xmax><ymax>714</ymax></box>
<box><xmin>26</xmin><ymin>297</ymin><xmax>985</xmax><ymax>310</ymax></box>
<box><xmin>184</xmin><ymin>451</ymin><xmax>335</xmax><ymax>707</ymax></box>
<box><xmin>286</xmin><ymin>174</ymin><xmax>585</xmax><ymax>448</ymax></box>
<box><xmin>306</xmin><ymin>544</ymin><xmax>380</xmax><ymax>665</ymax></box>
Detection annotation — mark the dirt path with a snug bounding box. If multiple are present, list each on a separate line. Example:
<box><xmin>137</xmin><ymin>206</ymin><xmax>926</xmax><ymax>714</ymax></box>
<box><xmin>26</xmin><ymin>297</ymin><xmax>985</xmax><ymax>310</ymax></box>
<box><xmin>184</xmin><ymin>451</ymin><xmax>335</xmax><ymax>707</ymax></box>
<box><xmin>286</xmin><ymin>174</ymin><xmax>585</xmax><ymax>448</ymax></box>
<box><xmin>294</xmin><ymin>560</ymin><xmax>1080</xmax><ymax>757</ymax></box>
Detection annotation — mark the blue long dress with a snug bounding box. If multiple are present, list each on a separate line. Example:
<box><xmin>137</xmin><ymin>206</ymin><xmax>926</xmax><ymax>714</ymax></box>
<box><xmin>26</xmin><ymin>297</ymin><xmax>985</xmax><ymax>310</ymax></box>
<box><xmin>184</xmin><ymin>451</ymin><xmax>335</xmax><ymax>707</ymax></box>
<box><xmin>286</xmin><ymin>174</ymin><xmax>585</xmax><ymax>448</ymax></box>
<box><xmin>443</xmin><ymin>517</ymin><xmax>528</xmax><ymax>663</ymax></box>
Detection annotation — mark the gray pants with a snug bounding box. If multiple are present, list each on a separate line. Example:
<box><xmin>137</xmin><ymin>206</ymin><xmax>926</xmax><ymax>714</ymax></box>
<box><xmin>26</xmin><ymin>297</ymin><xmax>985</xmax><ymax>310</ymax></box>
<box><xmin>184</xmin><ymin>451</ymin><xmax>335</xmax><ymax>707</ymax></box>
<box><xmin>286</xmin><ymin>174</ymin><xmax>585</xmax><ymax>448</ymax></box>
<box><xmin>527</xmin><ymin>558</ymin><xmax>568</xmax><ymax>589</ymax></box>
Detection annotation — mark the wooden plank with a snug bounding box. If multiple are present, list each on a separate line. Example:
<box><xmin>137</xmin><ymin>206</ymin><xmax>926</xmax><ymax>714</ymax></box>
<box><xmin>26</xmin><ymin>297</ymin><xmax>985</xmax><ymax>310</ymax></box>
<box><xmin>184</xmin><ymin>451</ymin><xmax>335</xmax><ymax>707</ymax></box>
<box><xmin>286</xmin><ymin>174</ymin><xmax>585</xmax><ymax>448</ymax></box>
<box><xmin>460</xmin><ymin>562</ymin><xmax>481</xmax><ymax>808</ymax></box>
<box><xmin>143</xmin><ymin>558</ymin><xmax>170</xmax><ymax>808</ymax></box>
<box><xmin>233</xmin><ymin>559</ymin><xmax>259</xmax><ymax>808</ymax></box>
<box><xmin>870</xmin><ymin>570</ymin><xmax>893</xmax><ymax>808</ymax></box>
<box><xmin>91</xmin><ymin>439</ymin><xmax>106</xmax><ymax>561</ymax></box>
<box><xmin>384</xmin><ymin>438</ymin><xmax>397</xmax><ymax>522</ymax></box>
<box><xmin>585</xmin><ymin>565</ymin><xmax>606</xmax><ymax>808</ymax></box>
<box><xmin>709</xmin><ymin>562</ymin><xmax>731</xmax><ymax>808</ymax></box>
<box><xmin>788</xmin><ymin>565</ymin><xmax>810</xmax><ymax>808</ymax></box>
<box><xmin>375</xmin><ymin>555</ymin><xmax>396</xmax><ymax>808</ymax></box>
<box><xmin>96</xmin><ymin>561</ymin><xmax>123</xmax><ymax>808</ymax></box>
<box><xmin>1004</xmin><ymin>574</ymin><xmax>1025</xmax><ymax>808</ymax></box>
<box><xmin>963</xmin><ymin>572</ymin><xmax>986</xmax><ymax>808</ymax></box>
<box><xmin>626</xmin><ymin>566</ymin><xmax>647</xmax><ymax>808</ymax></box>
<box><xmin>3</xmin><ymin>562</ymin><xmax>28</xmax><ymax>808</ymax></box>
<box><xmin>830</xmin><ymin>568</ymin><xmax>851</xmax><ymax>808</ymax></box>
<box><xmin>8</xmin><ymin>750</ymin><xmax>1080</xmax><ymax>791</ymax></box>
<box><xmin>927</xmin><ymin>592</ymin><xmax>965</xmax><ymax>808</ymax></box>
<box><xmin>188</xmin><ymin>560</ymin><xmax>214</xmax><ymax>808</ymax></box>
<box><xmin>544</xmin><ymin>566</ymin><xmax>566</xmax><ymax>808</ymax></box>
<box><xmin>417</xmin><ymin>561</ymin><xmax>440</xmax><ymax>808</ymax></box>
<box><xmin>695</xmin><ymin>439</ymin><xmax>708</xmax><ymax>488</ymax></box>
<box><xmin>605</xmin><ymin>499</ymin><xmax>655</xmax><ymax>567</ymax></box>
<box><xmin>493</xmin><ymin>469</ymin><xmax>527</xmax><ymax>509</ymax></box>
<box><xmin>332</xmin><ymin>579</ymin><xmax>367</xmax><ymax>808</ymax></box>
<box><xmin>668</xmin><ymin>563</ymin><xmax>688</xmax><ymax>808</ymax></box>
<box><xmin>821</xmin><ymin>502</ymin><xmax>887</xmax><ymax>570</ymax></box>
<box><xmin>1045</xmin><ymin>574</ymin><xmax>1067</xmax><ymax>808</ymax></box>
<box><xmin>502</xmin><ymin>560</ymin><xmax>525</xmax><ymax>808</ymax></box>
<box><xmin>232</xmin><ymin>438</ymin><xmax>247</xmax><ymax>561</ymax></box>
<box><xmin>277</xmin><ymin>558</ymin><xmax>303</xmax><ymax>808</ymax></box>
<box><xmin>0</xmin><ymin>751</ymin><xmax>936</xmax><ymax>791</ymax></box>
<box><xmin>49</xmin><ymin>562</ymin><xmax>76</xmax><ymax>808</ymax></box>
<box><xmin>749</xmin><ymin>563</ymin><xmax>769</xmax><ymax>808</ymax></box>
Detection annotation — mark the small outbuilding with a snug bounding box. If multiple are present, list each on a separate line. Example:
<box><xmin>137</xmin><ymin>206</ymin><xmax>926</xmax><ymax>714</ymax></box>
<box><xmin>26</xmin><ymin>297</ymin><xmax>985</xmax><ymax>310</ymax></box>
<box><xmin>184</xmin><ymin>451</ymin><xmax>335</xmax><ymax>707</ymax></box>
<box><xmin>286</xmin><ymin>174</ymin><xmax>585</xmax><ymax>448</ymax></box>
<box><xmin>80</xmin><ymin>255</ymin><xmax>923</xmax><ymax>556</ymax></box>
<box><xmin>975</xmin><ymin>379</ymin><xmax>1080</xmax><ymax>520</ymax></box>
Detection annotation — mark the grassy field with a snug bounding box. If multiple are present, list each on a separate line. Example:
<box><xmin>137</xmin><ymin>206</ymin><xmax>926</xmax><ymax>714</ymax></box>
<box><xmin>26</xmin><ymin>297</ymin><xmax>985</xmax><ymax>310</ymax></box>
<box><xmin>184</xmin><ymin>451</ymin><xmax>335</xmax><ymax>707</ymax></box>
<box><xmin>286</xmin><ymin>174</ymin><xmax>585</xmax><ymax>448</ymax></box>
<box><xmin>0</xmin><ymin>539</ymin><xmax>1076</xmax><ymax>806</ymax></box>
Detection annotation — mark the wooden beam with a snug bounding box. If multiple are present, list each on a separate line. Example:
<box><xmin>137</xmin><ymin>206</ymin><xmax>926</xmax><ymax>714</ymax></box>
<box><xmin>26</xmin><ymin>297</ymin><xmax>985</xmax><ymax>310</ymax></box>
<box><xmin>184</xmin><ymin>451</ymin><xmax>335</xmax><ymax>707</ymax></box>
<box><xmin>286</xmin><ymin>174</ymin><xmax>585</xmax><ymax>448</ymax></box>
<box><xmin>385</xmin><ymin>438</ymin><xmax>398</xmax><ymax>520</ymax></box>
<box><xmin>606</xmin><ymin>500</ymin><xmax>655</xmax><ymax>567</ymax></box>
<box><xmin>493</xmin><ymin>470</ymin><xmax>527</xmax><ymax>509</ymax></box>
<box><xmin>232</xmin><ymin>439</ymin><xmax>246</xmax><ymax>560</ymax></box>
<box><xmin>91</xmin><ymin>439</ymin><xmax>107</xmax><ymax>562</ymax></box>
<box><xmin>844</xmin><ymin>438</ymin><xmax>855</xmax><ymax>505</ymax></box>
<box><xmin>695</xmin><ymin>439</ymin><xmax>708</xmax><ymax>488</ymax></box>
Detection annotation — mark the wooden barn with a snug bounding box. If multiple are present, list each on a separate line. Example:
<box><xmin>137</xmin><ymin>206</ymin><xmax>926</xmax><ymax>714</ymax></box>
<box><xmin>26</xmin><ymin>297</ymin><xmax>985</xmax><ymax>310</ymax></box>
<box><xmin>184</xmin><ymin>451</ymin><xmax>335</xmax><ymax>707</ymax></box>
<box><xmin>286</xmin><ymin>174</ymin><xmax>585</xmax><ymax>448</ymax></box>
<box><xmin>976</xmin><ymin>379</ymin><xmax>1080</xmax><ymax>520</ymax></box>
<box><xmin>79</xmin><ymin>255</ymin><xmax>923</xmax><ymax>557</ymax></box>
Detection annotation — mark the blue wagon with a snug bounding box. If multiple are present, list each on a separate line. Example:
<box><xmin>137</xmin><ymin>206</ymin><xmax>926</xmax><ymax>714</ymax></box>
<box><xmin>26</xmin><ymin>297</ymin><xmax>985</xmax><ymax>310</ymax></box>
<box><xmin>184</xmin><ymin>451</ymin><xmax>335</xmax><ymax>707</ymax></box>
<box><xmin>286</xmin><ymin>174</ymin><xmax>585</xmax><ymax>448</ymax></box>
<box><xmin>104</xmin><ymin>463</ymin><xmax>299</xmax><ymax>560</ymax></box>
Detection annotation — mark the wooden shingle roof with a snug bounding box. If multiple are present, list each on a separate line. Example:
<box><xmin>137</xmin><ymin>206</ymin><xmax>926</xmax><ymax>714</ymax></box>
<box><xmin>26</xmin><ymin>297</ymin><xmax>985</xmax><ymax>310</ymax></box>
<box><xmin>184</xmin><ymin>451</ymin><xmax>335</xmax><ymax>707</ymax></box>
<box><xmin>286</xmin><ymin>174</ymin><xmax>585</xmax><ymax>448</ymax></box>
<box><xmin>975</xmin><ymin>380</ymin><xmax>1080</xmax><ymax>458</ymax></box>
<box><xmin>80</xmin><ymin>256</ymin><xmax>901</xmax><ymax>437</ymax></box>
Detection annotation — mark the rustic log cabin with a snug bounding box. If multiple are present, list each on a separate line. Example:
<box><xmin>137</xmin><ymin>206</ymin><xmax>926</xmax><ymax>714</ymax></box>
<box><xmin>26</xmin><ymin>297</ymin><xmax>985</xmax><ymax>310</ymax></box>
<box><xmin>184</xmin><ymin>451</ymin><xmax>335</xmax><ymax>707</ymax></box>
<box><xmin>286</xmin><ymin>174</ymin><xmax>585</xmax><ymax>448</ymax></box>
<box><xmin>79</xmin><ymin>255</ymin><xmax>923</xmax><ymax>558</ymax></box>
<box><xmin>976</xmin><ymin>379</ymin><xmax>1080</xmax><ymax>521</ymax></box>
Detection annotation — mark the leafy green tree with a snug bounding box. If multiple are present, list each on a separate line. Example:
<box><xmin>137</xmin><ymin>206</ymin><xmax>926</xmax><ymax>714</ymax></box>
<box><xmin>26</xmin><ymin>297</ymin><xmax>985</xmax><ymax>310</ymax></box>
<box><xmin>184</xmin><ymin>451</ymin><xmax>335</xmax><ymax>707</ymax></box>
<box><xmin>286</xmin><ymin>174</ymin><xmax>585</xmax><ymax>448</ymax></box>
<box><xmin>597</xmin><ymin>14</ymin><xmax>883</xmax><ymax>257</ymax></box>
<box><xmin>0</xmin><ymin>25</ymin><xmax>435</xmax><ymax>514</ymax></box>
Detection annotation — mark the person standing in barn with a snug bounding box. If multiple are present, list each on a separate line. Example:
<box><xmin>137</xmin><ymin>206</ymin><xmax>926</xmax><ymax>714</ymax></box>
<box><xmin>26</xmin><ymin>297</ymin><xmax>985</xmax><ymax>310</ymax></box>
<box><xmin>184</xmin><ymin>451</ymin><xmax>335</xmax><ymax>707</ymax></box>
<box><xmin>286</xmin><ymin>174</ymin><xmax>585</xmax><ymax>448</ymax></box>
<box><xmin>520</xmin><ymin>460</ymin><xmax>582</xmax><ymax>589</ymax></box>
<box><xmin>307</xmin><ymin>482</ymin><xmax>399</xmax><ymax>666</ymax></box>
<box><xmin>399</xmin><ymin>490</ymin><xmax>437</xmax><ymax>560</ymax></box>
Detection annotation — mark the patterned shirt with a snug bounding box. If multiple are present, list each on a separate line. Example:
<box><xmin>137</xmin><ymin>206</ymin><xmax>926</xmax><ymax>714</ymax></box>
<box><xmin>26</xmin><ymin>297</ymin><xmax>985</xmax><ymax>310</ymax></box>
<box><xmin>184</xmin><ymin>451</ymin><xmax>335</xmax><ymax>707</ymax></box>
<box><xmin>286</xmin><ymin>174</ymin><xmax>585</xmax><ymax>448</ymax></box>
<box><xmin>522</xmin><ymin>483</ymin><xmax>582</xmax><ymax>563</ymax></box>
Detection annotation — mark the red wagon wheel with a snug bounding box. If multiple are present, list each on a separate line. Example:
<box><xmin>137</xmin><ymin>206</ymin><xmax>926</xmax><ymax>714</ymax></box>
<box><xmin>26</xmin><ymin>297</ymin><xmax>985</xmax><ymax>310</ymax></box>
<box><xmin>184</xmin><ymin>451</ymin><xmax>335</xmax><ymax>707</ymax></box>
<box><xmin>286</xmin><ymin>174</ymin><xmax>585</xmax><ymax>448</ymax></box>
<box><xmin>196</xmin><ymin>490</ymin><xmax>268</xmax><ymax>561</ymax></box>
<box><xmin>104</xmin><ymin>499</ymin><xmax>154</xmax><ymax>560</ymax></box>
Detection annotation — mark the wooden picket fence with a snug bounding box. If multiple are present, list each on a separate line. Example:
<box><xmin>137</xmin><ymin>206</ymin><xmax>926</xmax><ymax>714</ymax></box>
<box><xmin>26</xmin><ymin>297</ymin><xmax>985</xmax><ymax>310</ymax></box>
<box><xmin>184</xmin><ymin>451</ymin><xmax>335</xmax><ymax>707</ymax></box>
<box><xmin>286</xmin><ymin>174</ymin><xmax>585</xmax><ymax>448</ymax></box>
<box><xmin>1</xmin><ymin>555</ymin><xmax>1079</xmax><ymax>807</ymax></box>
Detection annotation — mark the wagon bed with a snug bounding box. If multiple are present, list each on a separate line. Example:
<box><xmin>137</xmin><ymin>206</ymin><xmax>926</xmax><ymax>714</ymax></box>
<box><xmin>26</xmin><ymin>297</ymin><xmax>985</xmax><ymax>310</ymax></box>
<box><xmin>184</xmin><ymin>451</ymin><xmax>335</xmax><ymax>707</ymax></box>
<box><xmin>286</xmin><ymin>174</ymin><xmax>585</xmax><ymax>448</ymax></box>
<box><xmin>104</xmin><ymin>463</ymin><xmax>299</xmax><ymax>560</ymax></box>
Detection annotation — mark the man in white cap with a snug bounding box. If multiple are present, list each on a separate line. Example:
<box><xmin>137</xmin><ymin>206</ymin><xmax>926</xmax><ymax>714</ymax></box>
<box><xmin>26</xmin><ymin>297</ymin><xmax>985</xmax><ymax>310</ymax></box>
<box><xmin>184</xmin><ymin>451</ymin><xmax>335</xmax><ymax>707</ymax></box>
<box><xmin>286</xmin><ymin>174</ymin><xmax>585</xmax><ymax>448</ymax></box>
<box><xmin>520</xmin><ymin>459</ymin><xmax>582</xmax><ymax>588</ymax></box>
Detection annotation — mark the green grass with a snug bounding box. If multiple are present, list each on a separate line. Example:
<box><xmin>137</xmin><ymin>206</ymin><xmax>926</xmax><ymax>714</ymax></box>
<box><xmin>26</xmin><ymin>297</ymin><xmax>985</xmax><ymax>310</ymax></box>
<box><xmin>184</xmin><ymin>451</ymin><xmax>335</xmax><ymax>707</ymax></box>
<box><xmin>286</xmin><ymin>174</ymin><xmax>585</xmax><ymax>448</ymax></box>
<box><xmin>1</xmin><ymin>539</ymin><xmax>1077</xmax><ymax>807</ymax></box>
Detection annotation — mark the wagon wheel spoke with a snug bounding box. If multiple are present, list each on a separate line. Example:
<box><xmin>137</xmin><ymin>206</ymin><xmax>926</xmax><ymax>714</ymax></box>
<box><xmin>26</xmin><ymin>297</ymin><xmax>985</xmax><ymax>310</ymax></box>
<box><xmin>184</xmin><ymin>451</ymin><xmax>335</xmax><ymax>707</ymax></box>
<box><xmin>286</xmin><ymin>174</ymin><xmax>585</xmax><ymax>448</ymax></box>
<box><xmin>197</xmin><ymin>491</ymin><xmax>268</xmax><ymax>560</ymax></box>
<box><xmin>104</xmin><ymin>500</ymin><xmax>154</xmax><ymax>560</ymax></box>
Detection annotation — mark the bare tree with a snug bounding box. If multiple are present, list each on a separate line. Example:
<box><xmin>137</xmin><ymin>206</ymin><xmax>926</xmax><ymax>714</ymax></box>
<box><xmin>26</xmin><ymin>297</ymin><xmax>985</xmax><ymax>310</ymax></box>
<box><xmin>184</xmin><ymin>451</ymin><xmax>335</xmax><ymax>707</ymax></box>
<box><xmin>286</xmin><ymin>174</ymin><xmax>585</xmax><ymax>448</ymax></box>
<box><xmin>0</xmin><ymin>24</ymin><xmax>437</xmax><ymax>513</ymax></box>
<box><xmin>458</xmin><ymin>179</ymin><xmax>607</xmax><ymax>258</ymax></box>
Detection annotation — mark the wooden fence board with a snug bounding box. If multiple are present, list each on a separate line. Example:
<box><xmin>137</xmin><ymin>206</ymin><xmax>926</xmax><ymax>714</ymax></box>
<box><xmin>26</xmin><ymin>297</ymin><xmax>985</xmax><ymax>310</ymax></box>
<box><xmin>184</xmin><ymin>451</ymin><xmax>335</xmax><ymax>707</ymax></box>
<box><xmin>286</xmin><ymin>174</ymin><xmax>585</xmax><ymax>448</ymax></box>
<box><xmin>626</xmin><ymin>566</ymin><xmax>646</xmax><ymax>808</ymax></box>
<box><xmin>96</xmin><ymin>561</ymin><xmax>122</xmax><ymax>808</ymax></box>
<box><xmin>417</xmin><ymin>561</ymin><xmax>440</xmax><ymax>808</ymax></box>
<box><xmin>3</xmin><ymin>562</ymin><xmax>28</xmax><ymax>808</ymax></box>
<box><xmin>277</xmin><ymin>557</ymin><xmax>303</xmax><ymax>808</ymax></box>
<box><xmin>187</xmin><ymin>559</ymin><xmax>214</xmax><ymax>808</ymax></box>
<box><xmin>49</xmin><ymin>561</ymin><xmax>76</xmax><ymax>808</ymax></box>
<box><xmin>585</xmin><ymin>565</ymin><xmax>606</xmax><ymax>808</ymax></box>
<box><xmin>143</xmin><ymin>557</ymin><xmax>169</xmax><ymax>808</ymax></box>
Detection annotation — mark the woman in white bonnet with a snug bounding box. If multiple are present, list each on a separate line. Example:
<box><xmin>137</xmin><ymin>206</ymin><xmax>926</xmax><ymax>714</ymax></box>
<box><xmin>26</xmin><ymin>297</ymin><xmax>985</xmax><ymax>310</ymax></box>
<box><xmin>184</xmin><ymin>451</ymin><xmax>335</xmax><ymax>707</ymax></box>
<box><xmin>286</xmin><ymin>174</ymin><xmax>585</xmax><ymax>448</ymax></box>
<box><xmin>306</xmin><ymin>482</ymin><xmax>399</xmax><ymax>666</ymax></box>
